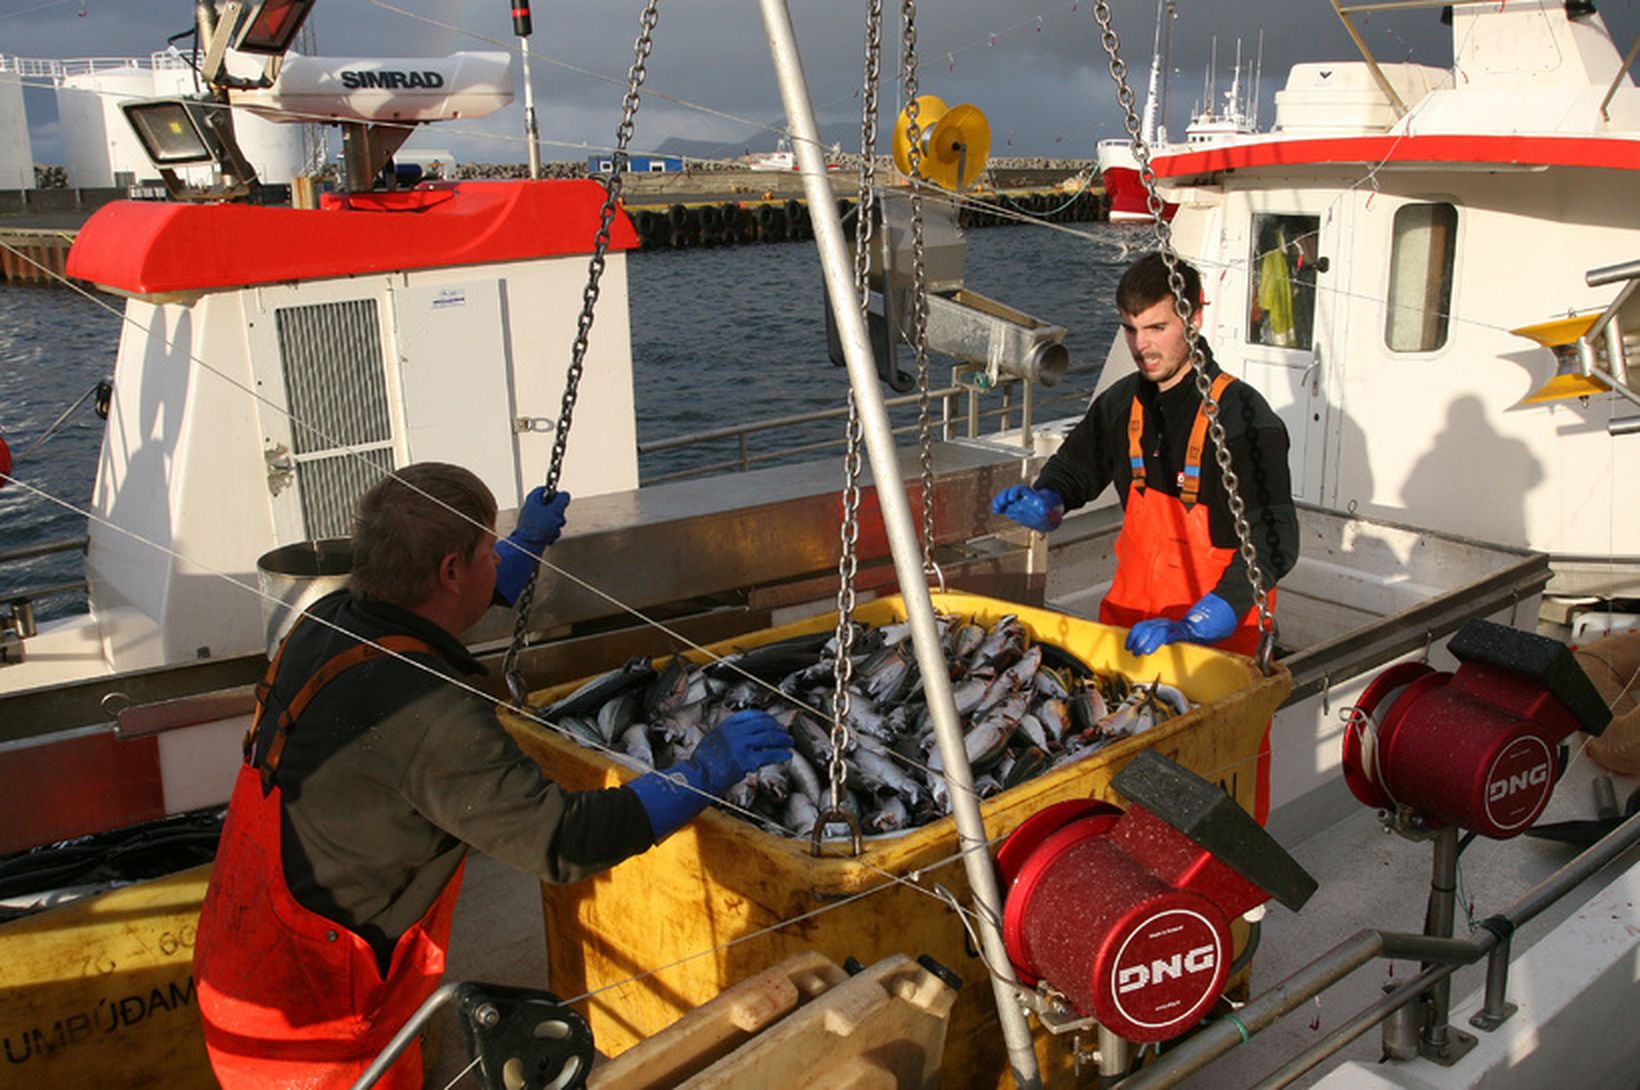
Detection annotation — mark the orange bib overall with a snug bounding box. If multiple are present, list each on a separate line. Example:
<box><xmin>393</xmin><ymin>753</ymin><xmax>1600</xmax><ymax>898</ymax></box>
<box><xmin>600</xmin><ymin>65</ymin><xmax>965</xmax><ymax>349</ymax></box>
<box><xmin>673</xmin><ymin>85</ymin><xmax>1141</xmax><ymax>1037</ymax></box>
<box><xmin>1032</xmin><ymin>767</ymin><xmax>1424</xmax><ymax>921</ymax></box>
<box><xmin>1098</xmin><ymin>374</ymin><xmax>1276</xmax><ymax>821</ymax></box>
<box><xmin>195</xmin><ymin>635</ymin><xmax>466</xmax><ymax>1089</ymax></box>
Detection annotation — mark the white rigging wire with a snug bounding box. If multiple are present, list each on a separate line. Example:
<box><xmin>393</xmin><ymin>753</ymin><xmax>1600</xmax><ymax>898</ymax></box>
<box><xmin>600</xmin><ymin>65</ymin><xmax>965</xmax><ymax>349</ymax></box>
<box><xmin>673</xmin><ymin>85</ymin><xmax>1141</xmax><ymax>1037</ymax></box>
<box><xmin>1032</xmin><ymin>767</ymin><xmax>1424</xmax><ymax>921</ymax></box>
<box><xmin>1</xmin><ymin>0</ymin><xmax>1625</xmax><ymax>1031</ymax></box>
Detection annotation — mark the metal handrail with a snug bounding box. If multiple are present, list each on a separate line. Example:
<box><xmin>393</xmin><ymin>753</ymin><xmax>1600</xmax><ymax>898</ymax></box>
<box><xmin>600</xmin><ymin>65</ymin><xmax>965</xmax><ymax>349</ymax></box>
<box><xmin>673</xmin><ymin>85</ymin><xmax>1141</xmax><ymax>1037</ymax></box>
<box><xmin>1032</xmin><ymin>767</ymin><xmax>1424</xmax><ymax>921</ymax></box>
<box><xmin>0</xmin><ymin>536</ymin><xmax>87</xmax><ymax>566</ymax></box>
<box><xmin>2</xmin><ymin>580</ymin><xmax>87</xmax><ymax>604</ymax></box>
<box><xmin>1118</xmin><ymin>808</ymin><xmax>1640</xmax><ymax>1089</ymax></box>
<box><xmin>638</xmin><ymin>375</ymin><xmax>1097</xmax><ymax>482</ymax></box>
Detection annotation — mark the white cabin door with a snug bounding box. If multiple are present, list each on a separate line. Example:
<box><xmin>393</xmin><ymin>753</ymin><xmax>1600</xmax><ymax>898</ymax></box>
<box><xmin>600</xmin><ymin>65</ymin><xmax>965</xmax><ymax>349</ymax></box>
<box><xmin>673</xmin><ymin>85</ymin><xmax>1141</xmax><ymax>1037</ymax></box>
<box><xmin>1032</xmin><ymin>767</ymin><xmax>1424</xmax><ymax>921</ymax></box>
<box><xmin>391</xmin><ymin>279</ymin><xmax>518</xmax><ymax>505</ymax></box>
<box><xmin>246</xmin><ymin>283</ymin><xmax>400</xmax><ymax>544</ymax></box>
<box><xmin>1232</xmin><ymin>209</ymin><xmax>1342</xmax><ymax>505</ymax></box>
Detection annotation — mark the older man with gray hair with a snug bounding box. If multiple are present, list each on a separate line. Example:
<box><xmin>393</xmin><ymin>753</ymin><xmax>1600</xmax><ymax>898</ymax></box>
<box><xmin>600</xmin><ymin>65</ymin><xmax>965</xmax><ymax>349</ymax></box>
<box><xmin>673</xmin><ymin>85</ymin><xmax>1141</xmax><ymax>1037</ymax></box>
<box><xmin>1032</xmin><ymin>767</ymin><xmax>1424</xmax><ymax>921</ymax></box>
<box><xmin>195</xmin><ymin>462</ymin><xmax>790</xmax><ymax>1089</ymax></box>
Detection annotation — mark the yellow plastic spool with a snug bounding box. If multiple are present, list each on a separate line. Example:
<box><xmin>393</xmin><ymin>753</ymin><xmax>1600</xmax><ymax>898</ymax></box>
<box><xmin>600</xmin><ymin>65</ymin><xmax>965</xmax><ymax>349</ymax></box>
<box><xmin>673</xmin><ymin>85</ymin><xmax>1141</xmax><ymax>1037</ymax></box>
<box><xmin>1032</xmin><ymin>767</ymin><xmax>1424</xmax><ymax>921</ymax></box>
<box><xmin>891</xmin><ymin>95</ymin><xmax>991</xmax><ymax>190</ymax></box>
<box><xmin>500</xmin><ymin>591</ymin><xmax>1290</xmax><ymax>1088</ymax></box>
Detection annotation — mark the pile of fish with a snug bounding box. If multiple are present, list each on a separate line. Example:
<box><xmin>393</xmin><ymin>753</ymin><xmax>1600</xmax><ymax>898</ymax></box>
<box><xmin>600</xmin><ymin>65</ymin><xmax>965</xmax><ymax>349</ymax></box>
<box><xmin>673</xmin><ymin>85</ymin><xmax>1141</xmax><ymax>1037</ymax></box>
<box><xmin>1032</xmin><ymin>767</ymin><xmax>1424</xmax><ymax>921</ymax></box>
<box><xmin>534</xmin><ymin>611</ymin><xmax>1197</xmax><ymax>840</ymax></box>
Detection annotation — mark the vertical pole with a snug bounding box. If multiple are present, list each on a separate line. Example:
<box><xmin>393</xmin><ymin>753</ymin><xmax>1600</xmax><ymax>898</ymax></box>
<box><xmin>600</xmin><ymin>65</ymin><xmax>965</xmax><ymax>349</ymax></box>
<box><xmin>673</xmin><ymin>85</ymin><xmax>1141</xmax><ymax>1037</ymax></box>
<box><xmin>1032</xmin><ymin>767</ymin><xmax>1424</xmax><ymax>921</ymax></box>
<box><xmin>521</xmin><ymin>39</ymin><xmax>542</xmax><ymax>180</ymax></box>
<box><xmin>756</xmin><ymin>3</ymin><xmax>1042</xmax><ymax>1086</ymax></box>
<box><xmin>1420</xmin><ymin>824</ymin><xmax>1459</xmax><ymax>1056</ymax></box>
<box><xmin>512</xmin><ymin>0</ymin><xmax>542</xmax><ymax>179</ymax></box>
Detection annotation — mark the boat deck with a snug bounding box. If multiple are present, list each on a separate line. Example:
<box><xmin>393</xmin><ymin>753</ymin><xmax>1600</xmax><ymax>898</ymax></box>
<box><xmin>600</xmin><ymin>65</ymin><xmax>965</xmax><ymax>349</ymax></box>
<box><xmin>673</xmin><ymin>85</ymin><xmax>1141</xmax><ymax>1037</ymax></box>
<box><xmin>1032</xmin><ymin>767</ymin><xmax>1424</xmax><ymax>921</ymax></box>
<box><xmin>426</xmin><ymin>754</ymin><xmax>1639</xmax><ymax>1089</ymax></box>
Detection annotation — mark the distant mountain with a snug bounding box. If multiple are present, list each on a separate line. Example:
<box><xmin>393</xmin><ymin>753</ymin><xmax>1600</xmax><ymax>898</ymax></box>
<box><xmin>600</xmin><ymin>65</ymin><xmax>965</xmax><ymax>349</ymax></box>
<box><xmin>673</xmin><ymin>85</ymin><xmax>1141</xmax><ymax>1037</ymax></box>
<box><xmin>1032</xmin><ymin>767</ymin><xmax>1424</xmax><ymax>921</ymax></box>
<box><xmin>652</xmin><ymin>121</ymin><xmax>854</xmax><ymax>165</ymax></box>
<box><xmin>650</xmin><ymin>135</ymin><xmax>753</xmax><ymax>163</ymax></box>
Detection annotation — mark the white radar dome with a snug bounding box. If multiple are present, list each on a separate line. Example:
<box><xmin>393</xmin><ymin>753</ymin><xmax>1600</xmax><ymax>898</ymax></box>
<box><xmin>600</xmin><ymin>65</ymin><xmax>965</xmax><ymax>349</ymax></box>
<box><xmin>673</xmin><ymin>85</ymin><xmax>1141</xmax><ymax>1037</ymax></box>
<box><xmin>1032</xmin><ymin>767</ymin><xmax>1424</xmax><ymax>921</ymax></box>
<box><xmin>232</xmin><ymin>51</ymin><xmax>513</xmax><ymax>124</ymax></box>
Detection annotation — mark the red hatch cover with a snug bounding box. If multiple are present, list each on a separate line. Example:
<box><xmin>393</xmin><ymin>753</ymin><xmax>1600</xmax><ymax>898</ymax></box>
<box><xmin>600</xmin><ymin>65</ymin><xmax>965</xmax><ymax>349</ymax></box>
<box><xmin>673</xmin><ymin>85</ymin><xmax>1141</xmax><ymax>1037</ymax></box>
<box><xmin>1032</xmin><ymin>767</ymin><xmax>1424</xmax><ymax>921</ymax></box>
<box><xmin>66</xmin><ymin>180</ymin><xmax>639</xmax><ymax>297</ymax></box>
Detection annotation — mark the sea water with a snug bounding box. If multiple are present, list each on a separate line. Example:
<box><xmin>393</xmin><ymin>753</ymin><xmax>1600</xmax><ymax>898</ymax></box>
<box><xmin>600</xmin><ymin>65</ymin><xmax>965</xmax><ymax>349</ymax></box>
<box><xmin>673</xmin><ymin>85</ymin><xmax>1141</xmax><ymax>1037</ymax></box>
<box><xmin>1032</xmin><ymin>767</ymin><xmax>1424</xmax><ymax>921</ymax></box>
<box><xmin>0</xmin><ymin>222</ymin><xmax>1135</xmax><ymax>621</ymax></box>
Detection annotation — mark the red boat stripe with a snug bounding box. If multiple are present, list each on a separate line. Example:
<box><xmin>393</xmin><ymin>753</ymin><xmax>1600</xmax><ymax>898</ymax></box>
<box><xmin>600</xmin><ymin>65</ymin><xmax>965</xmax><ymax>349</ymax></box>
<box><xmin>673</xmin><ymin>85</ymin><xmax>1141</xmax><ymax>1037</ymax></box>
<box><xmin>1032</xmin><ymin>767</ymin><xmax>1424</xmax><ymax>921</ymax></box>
<box><xmin>1153</xmin><ymin>134</ymin><xmax>1640</xmax><ymax>178</ymax></box>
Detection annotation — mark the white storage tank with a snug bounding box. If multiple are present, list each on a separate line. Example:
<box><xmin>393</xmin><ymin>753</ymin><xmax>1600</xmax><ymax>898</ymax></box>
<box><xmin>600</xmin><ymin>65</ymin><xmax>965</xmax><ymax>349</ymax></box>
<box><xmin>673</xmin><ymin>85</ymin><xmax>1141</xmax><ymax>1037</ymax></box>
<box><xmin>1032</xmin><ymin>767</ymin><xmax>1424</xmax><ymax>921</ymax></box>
<box><xmin>0</xmin><ymin>58</ymin><xmax>35</xmax><ymax>189</ymax></box>
<box><xmin>55</xmin><ymin>52</ymin><xmax>310</xmax><ymax>190</ymax></box>
<box><xmin>55</xmin><ymin>61</ymin><xmax>158</xmax><ymax>188</ymax></box>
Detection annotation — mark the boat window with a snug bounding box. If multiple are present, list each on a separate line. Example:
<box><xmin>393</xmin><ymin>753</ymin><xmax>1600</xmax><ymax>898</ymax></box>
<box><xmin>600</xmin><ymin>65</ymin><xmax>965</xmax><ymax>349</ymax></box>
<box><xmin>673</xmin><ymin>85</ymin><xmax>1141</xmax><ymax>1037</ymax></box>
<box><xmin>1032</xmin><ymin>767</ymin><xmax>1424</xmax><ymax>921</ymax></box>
<box><xmin>1385</xmin><ymin>202</ymin><xmax>1458</xmax><ymax>353</ymax></box>
<box><xmin>1247</xmin><ymin>213</ymin><xmax>1320</xmax><ymax>351</ymax></box>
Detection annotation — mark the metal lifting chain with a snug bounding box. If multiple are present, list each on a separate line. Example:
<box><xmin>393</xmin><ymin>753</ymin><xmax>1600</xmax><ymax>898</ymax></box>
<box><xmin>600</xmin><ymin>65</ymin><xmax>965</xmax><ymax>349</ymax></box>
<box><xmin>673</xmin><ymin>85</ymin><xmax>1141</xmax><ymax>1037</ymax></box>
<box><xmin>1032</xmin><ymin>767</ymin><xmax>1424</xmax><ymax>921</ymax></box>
<box><xmin>1091</xmin><ymin>0</ymin><xmax>1279</xmax><ymax>675</ymax></box>
<box><xmin>820</xmin><ymin>0</ymin><xmax>885</xmax><ymax>855</ymax></box>
<box><xmin>901</xmin><ymin>0</ymin><xmax>941</xmax><ymax>587</ymax></box>
<box><xmin>503</xmin><ymin>0</ymin><xmax>661</xmax><ymax>707</ymax></box>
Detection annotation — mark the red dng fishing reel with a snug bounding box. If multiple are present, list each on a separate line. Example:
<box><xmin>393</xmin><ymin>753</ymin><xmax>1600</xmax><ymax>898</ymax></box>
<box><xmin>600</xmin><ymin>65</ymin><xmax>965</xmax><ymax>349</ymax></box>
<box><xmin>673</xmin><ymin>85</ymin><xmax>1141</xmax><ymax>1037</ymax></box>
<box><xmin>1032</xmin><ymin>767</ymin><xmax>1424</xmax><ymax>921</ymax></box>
<box><xmin>1342</xmin><ymin>619</ymin><xmax>1611</xmax><ymax>839</ymax></box>
<box><xmin>996</xmin><ymin>752</ymin><xmax>1315</xmax><ymax>1042</ymax></box>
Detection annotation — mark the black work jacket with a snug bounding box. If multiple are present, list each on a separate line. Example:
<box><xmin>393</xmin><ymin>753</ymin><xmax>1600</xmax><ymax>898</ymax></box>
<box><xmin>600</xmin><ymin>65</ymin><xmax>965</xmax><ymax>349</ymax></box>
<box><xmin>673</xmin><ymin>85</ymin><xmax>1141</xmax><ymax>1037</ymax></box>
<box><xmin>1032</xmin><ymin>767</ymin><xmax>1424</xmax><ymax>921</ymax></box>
<box><xmin>252</xmin><ymin>590</ymin><xmax>654</xmax><ymax>966</ymax></box>
<box><xmin>1033</xmin><ymin>349</ymin><xmax>1299</xmax><ymax>614</ymax></box>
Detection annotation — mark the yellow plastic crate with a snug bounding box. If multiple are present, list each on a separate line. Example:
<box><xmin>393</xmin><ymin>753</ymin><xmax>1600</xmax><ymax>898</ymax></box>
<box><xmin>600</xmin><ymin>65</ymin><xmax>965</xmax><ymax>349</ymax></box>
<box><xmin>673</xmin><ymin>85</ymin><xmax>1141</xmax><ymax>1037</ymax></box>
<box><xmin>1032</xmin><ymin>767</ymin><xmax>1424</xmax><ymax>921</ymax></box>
<box><xmin>0</xmin><ymin>865</ymin><xmax>215</xmax><ymax>1089</ymax></box>
<box><xmin>500</xmin><ymin>592</ymin><xmax>1291</xmax><ymax>1087</ymax></box>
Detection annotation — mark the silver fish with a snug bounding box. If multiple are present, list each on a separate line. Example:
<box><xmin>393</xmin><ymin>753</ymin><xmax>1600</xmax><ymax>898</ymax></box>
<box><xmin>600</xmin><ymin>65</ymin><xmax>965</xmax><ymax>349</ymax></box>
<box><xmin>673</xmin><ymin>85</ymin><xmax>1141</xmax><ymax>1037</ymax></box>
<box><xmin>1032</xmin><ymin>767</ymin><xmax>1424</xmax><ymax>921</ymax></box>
<box><xmin>786</xmin><ymin>750</ymin><xmax>824</xmax><ymax>801</ymax></box>
<box><xmin>754</xmin><ymin>761</ymin><xmax>791</xmax><ymax>801</ymax></box>
<box><xmin>996</xmin><ymin>645</ymin><xmax>1043</xmax><ymax>695</ymax></box>
<box><xmin>951</xmin><ymin>678</ymin><xmax>990</xmax><ymax>716</ymax></box>
<box><xmin>1017</xmin><ymin>712</ymin><xmax>1050</xmax><ymax>752</ymax></box>
<box><xmin>618</xmin><ymin>724</ymin><xmax>654</xmax><ymax>769</ymax></box>
<box><xmin>866</xmin><ymin>795</ymin><xmax>910</xmax><ymax>833</ymax></box>
<box><xmin>784</xmin><ymin>792</ymin><xmax>819</xmax><ymax>836</ymax></box>
<box><xmin>597</xmin><ymin>691</ymin><xmax>639</xmax><ymax>743</ymax></box>
<box><xmin>851</xmin><ymin>738</ymin><xmax>923</xmax><ymax>803</ymax></box>
<box><xmin>1033</xmin><ymin>666</ymin><xmax>1071</xmax><ymax>701</ymax></box>
<box><xmin>952</xmin><ymin>622</ymin><xmax>986</xmax><ymax>660</ymax></box>
<box><xmin>1036</xmin><ymin>699</ymin><xmax>1070</xmax><ymax>745</ymax></box>
<box><xmin>726</xmin><ymin>773</ymin><xmax>758</xmax><ymax>810</ymax></box>
<box><xmin>1148</xmin><ymin>679</ymin><xmax>1192</xmax><ymax>718</ymax></box>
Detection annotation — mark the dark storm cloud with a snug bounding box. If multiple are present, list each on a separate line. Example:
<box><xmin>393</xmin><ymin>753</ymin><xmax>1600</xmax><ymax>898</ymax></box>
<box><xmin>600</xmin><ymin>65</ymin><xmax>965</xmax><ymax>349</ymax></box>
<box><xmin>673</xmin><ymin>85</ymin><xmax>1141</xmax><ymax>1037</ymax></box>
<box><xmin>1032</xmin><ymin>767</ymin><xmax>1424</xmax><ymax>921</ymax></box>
<box><xmin>3</xmin><ymin>0</ymin><xmax>1637</xmax><ymax>163</ymax></box>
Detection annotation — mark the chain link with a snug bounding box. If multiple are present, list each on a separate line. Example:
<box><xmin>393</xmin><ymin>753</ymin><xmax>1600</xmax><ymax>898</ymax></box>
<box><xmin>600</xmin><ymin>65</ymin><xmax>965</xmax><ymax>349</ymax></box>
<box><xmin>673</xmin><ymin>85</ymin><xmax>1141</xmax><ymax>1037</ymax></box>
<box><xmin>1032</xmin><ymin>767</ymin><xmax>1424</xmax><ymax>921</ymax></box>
<box><xmin>900</xmin><ymin>0</ymin><xmax>939</xmax><ymax>580</ymax></box>
<box><xmin>504</xmin><ymin>0</ymin><xmax>661</xmax><ymax>706</ymax></box>
<box><xmin>1091</xmin><ymin>0</ymin><xmax>1277</xmax><ymax>672</ymax></box>
<box><xmin>824</xmin><ymin>0</ymin><xmax>886</xmax><ymax>827</ymax></box>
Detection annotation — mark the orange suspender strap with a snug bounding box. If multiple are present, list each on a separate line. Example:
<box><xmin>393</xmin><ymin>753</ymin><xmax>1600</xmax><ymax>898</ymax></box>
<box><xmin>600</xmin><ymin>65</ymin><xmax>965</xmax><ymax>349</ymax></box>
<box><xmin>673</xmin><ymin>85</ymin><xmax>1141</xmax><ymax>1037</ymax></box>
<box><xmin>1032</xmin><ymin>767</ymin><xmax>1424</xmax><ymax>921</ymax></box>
<box><xmin>1125</xmin><ymin>392</ymin><xmax>1147</xmax><ymax>492</ymax></box>
<box><xmin>249</xmin><ymin>634</ymin><xmax>436</xmax><ymax>792</ymax></box>
<box><xmin>243</xmin><ymin>632</ymin><xmax>294</xmax><ymax>761</ymax></box>
<box><xmin>1180</xmin><ymin>373</ymin><xmax>1236</xmax><ymax>508</ymax></box>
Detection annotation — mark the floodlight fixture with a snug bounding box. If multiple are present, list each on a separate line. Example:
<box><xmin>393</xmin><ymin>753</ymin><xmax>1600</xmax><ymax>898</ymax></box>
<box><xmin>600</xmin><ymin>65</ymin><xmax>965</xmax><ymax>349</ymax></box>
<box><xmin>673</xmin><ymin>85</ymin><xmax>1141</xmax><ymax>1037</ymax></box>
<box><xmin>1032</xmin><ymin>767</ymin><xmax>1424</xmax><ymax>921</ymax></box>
<box><xmin>233</xmin><ymin>0</ymin><xmax>317</xmax><ymax>55</ymax></box>
<box><xmin>121</xmin><ymin>96</ymin><xmax>259</xmax><ymax>201</ymax></box>
<box><xmin>123</xmin><ymin>98</ymin><xmax>219</xmax><ymax>165</ymax></box>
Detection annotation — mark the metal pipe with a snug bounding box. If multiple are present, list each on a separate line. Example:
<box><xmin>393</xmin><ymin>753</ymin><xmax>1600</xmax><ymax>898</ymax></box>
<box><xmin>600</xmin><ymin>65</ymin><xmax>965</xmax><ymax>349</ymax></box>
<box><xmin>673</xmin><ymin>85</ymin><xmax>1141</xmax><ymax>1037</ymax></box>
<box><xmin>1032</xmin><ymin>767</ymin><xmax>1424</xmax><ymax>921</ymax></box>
<box><xmin>521</xmin><ymin>41</ymin><xmax>542</xmax><ymax>180</ymax></box>
<box><xmin>1421</xmin><ymin>824</ymin><xmax>1460</xmax><ymax>1053</ymax></box>
<box><xmin>1118</xmin><ymin>932</ymin><xmax>1386</xmax><ymax>1089</ymax></box>
<box><xmin>756</xmin><ymin>3</ymin><xmax>1041</xmax><ymax>1086</ymax></box>
<box><xmin>349</xmin><ymin>982</ymin><xmax>459</xmax><ymax>1090</ymax></box>
<box><xmin>1374</xmin><ymin>932</ymin><xmax>1476</xmax><ymax>965</ymax></box>
<box><xmin>0</xmin><ymin>536</ymin><xmax>87</xmax><ymax>565</ymax></box>
<box><xmin>1587</xmin><ymin>258</ymin><xmax>1640</xmax><ymax>287</ymax></box>
<box><xmin>1600</xmin><ymin>33</ymin><xmax>1640</xmax><ymax>121</ymax></box>
<box><xmin>1255</xmin><ymin>963</ymin><xmax>1460</xmax><ymax>1089</ymax></box>
<box><xmin>1475</xmin><ymin>933</ymin><xmax>1514</xmax><ymax>1027</ymax></box>
<box><xmin>1327</xmin><ymin>1</ymin><xmax>1408</xmax><ymax>116</ymax></box>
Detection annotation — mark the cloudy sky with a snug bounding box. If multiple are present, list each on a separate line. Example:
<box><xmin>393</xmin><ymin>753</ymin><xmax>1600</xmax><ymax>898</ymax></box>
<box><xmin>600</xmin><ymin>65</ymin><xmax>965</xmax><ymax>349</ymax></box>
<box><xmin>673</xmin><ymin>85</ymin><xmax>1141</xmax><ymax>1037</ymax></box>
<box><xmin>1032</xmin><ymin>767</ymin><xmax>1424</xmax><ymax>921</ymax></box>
<box><xmin>4</xmin><ymin>0</ymin><xmax>1638</xmax><ymax>164</ymax></box>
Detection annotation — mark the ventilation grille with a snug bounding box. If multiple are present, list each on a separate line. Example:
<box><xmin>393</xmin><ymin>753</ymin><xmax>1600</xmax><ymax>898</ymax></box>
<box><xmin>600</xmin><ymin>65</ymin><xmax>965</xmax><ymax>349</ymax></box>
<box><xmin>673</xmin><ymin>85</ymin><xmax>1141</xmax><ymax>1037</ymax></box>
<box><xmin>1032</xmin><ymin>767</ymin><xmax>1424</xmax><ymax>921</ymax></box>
<box><xmin>275</xmin><ymin>299</ymin><xmax>391</xmax><ymax>454</ymax></box>
<box><xmin>297</xmin><ymin>448</ymin><xmax>394</xmax><ymax>540</ymax></box>
<box><xmin>274</xmin><ymin>299</ymin><xmax>396</xmax><ymax>540</ymax></box>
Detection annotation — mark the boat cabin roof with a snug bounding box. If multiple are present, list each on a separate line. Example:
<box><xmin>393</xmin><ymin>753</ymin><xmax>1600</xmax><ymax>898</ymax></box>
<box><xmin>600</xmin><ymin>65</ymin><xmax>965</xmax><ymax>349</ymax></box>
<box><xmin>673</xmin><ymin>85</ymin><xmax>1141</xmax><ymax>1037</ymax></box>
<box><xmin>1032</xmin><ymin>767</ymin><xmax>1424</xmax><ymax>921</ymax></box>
<box><xmin>66</xmin><ymin>180</ymin><xmax>639</xmax><ymax>297</ymax></box>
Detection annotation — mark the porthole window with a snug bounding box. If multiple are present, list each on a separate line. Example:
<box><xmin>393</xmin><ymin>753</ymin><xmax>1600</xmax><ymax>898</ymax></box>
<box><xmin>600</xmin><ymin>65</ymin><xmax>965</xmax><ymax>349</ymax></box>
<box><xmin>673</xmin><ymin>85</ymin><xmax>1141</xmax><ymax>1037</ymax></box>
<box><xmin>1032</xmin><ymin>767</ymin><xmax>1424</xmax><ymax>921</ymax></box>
<box><xmin>1385</xmin><ymin>202</ymin><xmax>1458</xmax><ymax>352</ymax></box>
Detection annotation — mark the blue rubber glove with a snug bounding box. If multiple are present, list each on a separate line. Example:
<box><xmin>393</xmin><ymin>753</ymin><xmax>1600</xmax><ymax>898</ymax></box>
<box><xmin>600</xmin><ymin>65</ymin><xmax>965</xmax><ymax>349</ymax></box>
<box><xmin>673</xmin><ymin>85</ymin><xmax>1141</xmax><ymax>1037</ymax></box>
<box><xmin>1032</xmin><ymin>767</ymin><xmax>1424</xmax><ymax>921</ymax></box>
<box><xmin>628</xmin><ymin>710</ymin><xmax>793</xmax><ymax>840</ymax></box>
<box><xmin>991</xmin><ymin>484</ymin><xmax>1064</xmax><ymax>532</ymax></box>
<box><xmin>494</xmin><ymin>488</ymin><xmax>570</xmax><ymax>605</ymax></box>
<box><xmin>1125</xmin><ymin>593</ymin><xmax>1239</xmax><ymax>656</ymax></box>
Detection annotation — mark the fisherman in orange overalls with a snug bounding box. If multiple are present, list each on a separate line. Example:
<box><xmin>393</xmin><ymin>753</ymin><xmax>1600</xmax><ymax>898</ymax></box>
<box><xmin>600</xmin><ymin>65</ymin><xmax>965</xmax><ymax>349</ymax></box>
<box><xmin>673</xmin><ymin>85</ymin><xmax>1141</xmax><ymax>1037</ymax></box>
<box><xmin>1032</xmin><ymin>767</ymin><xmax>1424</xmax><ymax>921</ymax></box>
<box><xmin>993</xmin><ymin>252</ymin><xmax>1298</xmax><ymax>821</ymax></box>
<box><xmin>194</xmin><ymin>463</ymin><xmax>791</xmax><ymax>1088</ymax></box>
